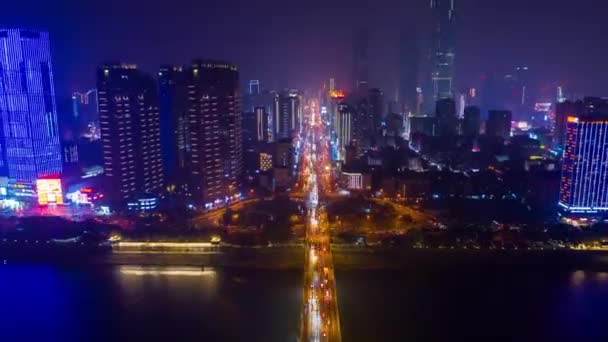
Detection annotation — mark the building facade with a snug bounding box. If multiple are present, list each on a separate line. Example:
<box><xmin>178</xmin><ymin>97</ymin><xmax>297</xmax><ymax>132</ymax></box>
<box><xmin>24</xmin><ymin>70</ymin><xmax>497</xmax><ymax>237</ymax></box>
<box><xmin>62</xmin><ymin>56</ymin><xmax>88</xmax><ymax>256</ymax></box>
<box><xmin>559</xmin><ymin>115</ymin><xmax>608</xmax><ymax>214</ymax></box>
<box><xmin>369</xmin><ymin>88</ymin><xmax>384</xmax><ymax>133</ymax></box>
<box><xmin>273</xmin><ymin>90</ymin><xmax>301</xmax><ymax>140</ymax></box>
<box><xmin>430</xmin><ymin>0</ymin><xmax>456</xmax><ymax>101</ymax></box>
<box><xmin>158</xmin><ymin>65</ymin><xmax>189</xmax><ymax>192</ymax></box>
<box><xmin>187</xmin><ymin>60</ymin><xmax>242</xmax><ymax>205</ymax></box>
<box><xmin>255</xmin><ymin>106</ymin><xmax>269</xmax><ymax>142</ymax></box>
<box><xmin>97</xmin><ymin>63</ymin><xmax>163</xmax><ymax>205</ymax></box>
<box><xmin>0</xmin><ymin>29</ymin><xmax>62</xmax><ymax>182</ymax></box>
<box><xmin>486</xmin><ymin>110</ymin><xmax>512</xmax><ymax>140</ymax></box>
<box><xmin>336</xmin><ymin>103</ymin><xmax>353</xmax><ymax>160</ymax></box>
<box><xmin>463</xmin><ymin>105</ymin><xmax>481</xmax><ymax>137</ymax></box>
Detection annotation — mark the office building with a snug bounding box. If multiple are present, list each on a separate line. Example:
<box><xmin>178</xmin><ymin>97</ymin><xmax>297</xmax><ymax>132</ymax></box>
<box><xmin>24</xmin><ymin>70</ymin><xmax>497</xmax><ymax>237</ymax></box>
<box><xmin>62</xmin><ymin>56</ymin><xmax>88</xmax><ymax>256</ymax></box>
<box><xmin>328</xmin><ymin>90</ymin><xmax>345</xmax><ymax>142</ymax></box>
<box><xmin>0</xmin><ymin>29</ymin><xmax>62</xmax><ymax>183</ymax></box>
<box><xmin>353</xmin><ymin>29</ymin><xmax>369</xmax><ymax>93</ymax></box>
<box><xmin>486</xmin><ymin>110</ymin><xmax>512</xmax><ymax>140</ymax></box>
<box><xmin>369</xmin><ymin>88</ymin><xmax>384</xmax><ymax>133</ymax></box>
<box><xmin>554</xmin><ymin>100</ymin><xmax>584</xmax><ymax>149</ymax></box>
<box><xmin>256</xmin><ymin>106</ymin><xmax>269</xmax><ymax>142</ymax></box>
<box><xmin>399</xmin><ymin>29</ymin><xmax>419</xmax><ymax>113</ymax></box>
<box><xmin>336</xmin><ymin>103</ymin><xmax>353</xmax><ymax>160</ymax></box>
<box><xmin>274</xmin><ymin>138</ymin><xmax>294</xmax><ymax>188</ymax></box>
<box><xmin>559</xmin><ymin>115</ymin><xmax>608</xmax><ymax>214</ymax></box>
<box><xmin>187</xmin><ymin>60</ymin><xmax>242</xmax><ymax>205</ymax></box>
<box><xmin>463</xmin><ymin>105</ymin><xmax>481</xmax><ymax>137</ymax></box>
<box><xmin>554</xmin><ymin>97</ymin><xmax>608</xmax><ymax>149</ymax></box>
<box><xmin>430</xmin><ymin>0</ymin><xmax>456</xmax><ymax>101</ymax></box>
<box><xmin>273</xmin><ymin>90</ymin><xmax>301</xmax><ymax>140</ymax></box>
<box><xmin>158</xmin><ymin>65</ymin><xmax>189</xmax><ymax>191</ymax></box>
<box><xmin>435</xmin><ymin>98</ymin><xmax>457</xmax><ymax>136</ymax></box>
<box><xmin>97</xmin><ymin>63</ymin><xmax>163</xmax><ymax>205</ymax></box>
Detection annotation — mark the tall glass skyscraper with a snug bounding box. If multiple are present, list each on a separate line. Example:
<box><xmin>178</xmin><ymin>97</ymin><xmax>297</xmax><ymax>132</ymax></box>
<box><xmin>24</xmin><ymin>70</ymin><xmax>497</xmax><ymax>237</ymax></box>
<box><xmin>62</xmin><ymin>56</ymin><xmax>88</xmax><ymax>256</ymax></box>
<box><xmin>559</xmin><ymin>115</ymin><xmax>608</xmax><ymax>213</ymax></box>
<box><xmin>430</xmin><ymin>0</ymin><xmax>456</xmax><ymax>101</ymax></box>
<box><xmin>0</xmin><ymin>29</ymin><xmax>62</xmax><ymax>182</ymax></box>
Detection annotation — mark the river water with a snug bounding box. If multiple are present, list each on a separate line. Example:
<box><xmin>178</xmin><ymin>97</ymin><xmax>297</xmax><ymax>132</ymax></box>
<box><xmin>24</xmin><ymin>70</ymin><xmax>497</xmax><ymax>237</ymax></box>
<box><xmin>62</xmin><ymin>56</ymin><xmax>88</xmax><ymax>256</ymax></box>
<box><xmin>1</xmin><ymin>263</ymin><xmax>608</xmax><ymax>341</ymax></box>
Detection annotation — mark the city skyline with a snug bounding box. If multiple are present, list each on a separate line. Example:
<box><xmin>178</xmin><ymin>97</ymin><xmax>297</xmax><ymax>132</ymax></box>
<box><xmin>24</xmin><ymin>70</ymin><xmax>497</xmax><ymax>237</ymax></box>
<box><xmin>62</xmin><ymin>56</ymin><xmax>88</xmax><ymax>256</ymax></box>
<box><xmin>5</xmin><ymin>2</ymin><xmax>608</xmax><ymax>341</ymax></box>
<box><xmin>2</xmin><ymin>0</ymin><xmax>608</xmax><ymax>98</ymax></box>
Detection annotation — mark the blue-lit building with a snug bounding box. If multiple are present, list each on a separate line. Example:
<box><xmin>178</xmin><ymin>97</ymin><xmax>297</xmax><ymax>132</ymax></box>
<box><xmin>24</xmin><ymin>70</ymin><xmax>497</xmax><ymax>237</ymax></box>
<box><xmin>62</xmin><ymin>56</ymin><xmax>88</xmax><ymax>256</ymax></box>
<box><xmin>559</xmin><ymin>115</ymin><xmax>608</xmax><ymax>214</ymax></box>
<box><xmin>0</xmin><ymin>29</ymin><xmax>62</xmax><ymax>182</ymax></box>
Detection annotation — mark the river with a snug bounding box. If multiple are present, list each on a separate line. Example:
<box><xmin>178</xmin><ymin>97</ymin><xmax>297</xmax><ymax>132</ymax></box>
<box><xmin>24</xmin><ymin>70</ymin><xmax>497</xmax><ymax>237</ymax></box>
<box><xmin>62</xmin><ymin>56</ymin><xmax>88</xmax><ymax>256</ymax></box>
<box><xmin>1</xmin><ymin>262</ymin><xmax>608</xmax><ymax>341</ymax></box>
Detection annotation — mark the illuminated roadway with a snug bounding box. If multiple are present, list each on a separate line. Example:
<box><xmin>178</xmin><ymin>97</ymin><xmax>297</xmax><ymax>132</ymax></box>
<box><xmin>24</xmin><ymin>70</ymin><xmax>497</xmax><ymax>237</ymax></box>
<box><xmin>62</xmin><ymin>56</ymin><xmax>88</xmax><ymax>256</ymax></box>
<box><xmin>299</xmin><ymin>99</ymin><xmax>341</xmax><ymax>342</ymax></box>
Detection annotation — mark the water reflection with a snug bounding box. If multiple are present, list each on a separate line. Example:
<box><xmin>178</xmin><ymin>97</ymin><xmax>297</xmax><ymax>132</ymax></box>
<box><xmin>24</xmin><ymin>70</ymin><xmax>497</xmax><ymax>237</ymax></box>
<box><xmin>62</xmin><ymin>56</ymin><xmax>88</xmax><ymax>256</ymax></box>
<box><xmin>119</xmin><ymin>265</ymin><xmax>217</xmax><ymax>277</ymax></box>
<box><xmin>571</xmin><ymin>270</ymin><xmax>586</xmax><ymax>286</ymax></box>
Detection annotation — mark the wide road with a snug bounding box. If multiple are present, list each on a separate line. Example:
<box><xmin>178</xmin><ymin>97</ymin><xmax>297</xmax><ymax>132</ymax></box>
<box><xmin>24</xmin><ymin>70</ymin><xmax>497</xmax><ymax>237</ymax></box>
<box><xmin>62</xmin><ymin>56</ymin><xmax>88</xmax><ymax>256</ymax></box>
<box><xmin>300</xmin><ymin>99</ymin><xmax>341</xmax><ymax>342</ymax></box>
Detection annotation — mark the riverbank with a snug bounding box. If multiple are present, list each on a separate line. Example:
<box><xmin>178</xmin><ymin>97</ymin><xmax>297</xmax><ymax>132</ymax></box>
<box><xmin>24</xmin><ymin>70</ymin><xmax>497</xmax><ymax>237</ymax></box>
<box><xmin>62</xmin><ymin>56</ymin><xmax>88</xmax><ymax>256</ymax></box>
<box><xmin>5</xmin><ymin>245</ymin><xmax>608</xmax><ymax>272</ymax></box>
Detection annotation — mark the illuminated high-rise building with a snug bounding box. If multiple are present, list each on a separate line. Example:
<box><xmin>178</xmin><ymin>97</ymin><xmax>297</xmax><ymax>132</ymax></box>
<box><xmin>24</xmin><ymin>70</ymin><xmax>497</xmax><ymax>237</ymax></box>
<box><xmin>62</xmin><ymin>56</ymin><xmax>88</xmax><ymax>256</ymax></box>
<box><xmin>0</xmin><ymin>29</ymin><xmax>62</xmax><ymax>182</ymax></box>
<box><xmin>336</xmin><ymin>103</ymin><xmax>353</xmax><ymax>160</ymax></box>
<box><xmin>554</xmin><ymin>100</ymin><xmax>584</xmax><ymax>149</ymax></box>
<box><xmin>255</xmin><ymin>106</ymin><xmax>269</xmax><ymax>142</ymax></box>
<box><xmin>273</xmin><ymin>90</ymin><xmax>301</xmax><ymax>140</ymax></box>
<box><xmin>158</xmin><ymin>65</ymin><xmax>189</xmax><ymax>191</ymax></box>
<box><xmin>97</xmin><ymin>63</ymin><xmax>163</xmax><ymax>205</ymax></box>
<box><xmin>555</xmin><ymin>98</ymin><xmax>608</xmax><ymax>149</ymax></box>
<box><xmin>430</xmin><ymin>0</ymin><xmax>456</xmax><ymax>101</ymax></box>
<box><xmin>559</xmin><ymin>115</ymin><xmax>608</xmax><ymax>214</ymax></box>
<box><xmin>187</xmin><ymin>60</ymin><xmax>242</xmax><ymax>205</ymax></box>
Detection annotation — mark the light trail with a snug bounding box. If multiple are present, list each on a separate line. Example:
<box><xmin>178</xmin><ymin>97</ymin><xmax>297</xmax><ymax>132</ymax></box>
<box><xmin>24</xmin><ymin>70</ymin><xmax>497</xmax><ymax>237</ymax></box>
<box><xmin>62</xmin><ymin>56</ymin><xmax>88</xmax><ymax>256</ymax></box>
<box><xmin>300</xmin><ymin>98</ymin><xmax>341</xmax><ymax>342</ymax></box>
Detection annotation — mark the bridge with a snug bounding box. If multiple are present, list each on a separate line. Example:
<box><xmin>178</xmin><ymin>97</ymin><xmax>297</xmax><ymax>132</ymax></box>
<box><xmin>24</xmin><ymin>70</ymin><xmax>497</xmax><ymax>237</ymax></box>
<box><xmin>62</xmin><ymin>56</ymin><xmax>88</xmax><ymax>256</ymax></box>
<box><xmin>299</xmin><ymin>99</ymin><xmax>341</xmax><ymax>342</ymax></box>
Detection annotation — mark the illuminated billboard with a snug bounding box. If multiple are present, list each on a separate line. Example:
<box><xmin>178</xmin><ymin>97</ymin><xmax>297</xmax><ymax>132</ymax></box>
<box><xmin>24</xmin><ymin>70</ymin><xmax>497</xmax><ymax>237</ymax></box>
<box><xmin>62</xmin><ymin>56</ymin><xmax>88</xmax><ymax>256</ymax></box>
<box><xmin>329</xmin><ymin>90</ymin><xmax>345</xmax><ymax>99</ymax></box>
<box><xmin>36</xmin><ymin>178</ymin><xmax>63</xmax><ymax>205</ymax></box>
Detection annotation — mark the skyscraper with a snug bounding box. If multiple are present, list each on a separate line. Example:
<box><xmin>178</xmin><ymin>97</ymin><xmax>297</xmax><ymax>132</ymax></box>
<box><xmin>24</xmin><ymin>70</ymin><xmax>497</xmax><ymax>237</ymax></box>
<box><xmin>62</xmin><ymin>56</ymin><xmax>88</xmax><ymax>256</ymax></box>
<box><xmin>430</xmin><ymin>0</ymin><xmax>456</xmax><ymax>101</ymax></box>
<box><xmin>463</xmin><ymin>105</ymin><xmax>481</xmax><ymax>137</ymax></box>
<box><xmin>158</xmin><ymin>65</ymin><xmax>189</xmax><ymax>191</ymax></box>
<box><xmin>555</xmin><ymin>98</ymin><xmax>608</xmax><ymax>149</ymax></box>
<box><xmin>435</xmin><ymin>98</ymin><xmax>457</xmax><ymax>136</ymax></box>
<box><xmin>486</xmin><ymin>110</ymin><xmax>512</xmax><ymax>140</ymax></box>
<box><xmin>399</xmin><ymin>29</ymin><xmax>419</xmax><ymax>113</ymax></box>
<box><xmin>97</xmin><ymin>63</ymin><xmax>163</xmax><ymax>205</ymax></box>
<box><xmin>256</xmin><ymin>106</ymin><xmax>269</xmax><ymax>142</ymax></box>
<box><xmin>273</xmin><ymin>90</ymin><xmax>301</xmax><ymax>140</ymax></box>
<box><xmin>554</xmin><ymin>100</ymin><xmax>584</xmax><ymax>149</ymax></box>
<box><xmin>188</xmin><ymin>60</ymin><xmax>242</xmax><ymax>205</ymax></box>
<box><xmin>353</xmin><ymin>29</ymin><xmax>369</xmax><ymax>93</ymax></box>
<box><xmin>0</xmin><ymin>29</ymin><xmax>62</xmax><ymax>182</ymax></box>
<box><xmin>559</xmin><ymin>115</ymin><xmax>608</xmax><ymax>214</ymax></box>
<box><xmin>336</xmin><ymin>103</ymin><xmax>353</xmax><ymax>160</ymax></box>
<box><xmin>369</xmin><ymin>88</ymin><xmax>384</xmax><ymax>133</ymax></box>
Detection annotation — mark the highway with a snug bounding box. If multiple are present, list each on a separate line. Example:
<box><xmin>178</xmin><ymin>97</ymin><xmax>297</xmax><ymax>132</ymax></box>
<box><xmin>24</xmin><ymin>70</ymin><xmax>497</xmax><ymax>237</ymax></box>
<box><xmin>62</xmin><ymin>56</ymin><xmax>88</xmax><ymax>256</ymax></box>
<box><xmin>300</xmin><ymin>99</ymin><xmax>342</xmax><ymax>342</ymax></box>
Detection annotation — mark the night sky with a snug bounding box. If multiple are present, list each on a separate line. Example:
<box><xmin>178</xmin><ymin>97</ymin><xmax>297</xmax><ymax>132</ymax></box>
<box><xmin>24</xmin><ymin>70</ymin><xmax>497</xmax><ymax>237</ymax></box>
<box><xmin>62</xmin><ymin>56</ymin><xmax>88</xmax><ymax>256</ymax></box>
<box><xmin>2</xmin><ymin>0</ymin><xmax>607</xmax><ymax>99</ymax></box>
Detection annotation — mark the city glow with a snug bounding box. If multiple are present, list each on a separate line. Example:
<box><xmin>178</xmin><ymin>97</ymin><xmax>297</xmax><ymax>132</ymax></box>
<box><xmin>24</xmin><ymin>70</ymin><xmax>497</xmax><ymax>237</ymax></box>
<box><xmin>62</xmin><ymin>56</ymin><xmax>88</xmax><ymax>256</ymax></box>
<box><xmin>36</xmin><ymin>178</ymin><xmax>63</xmax><ymax>206</ymax></box>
